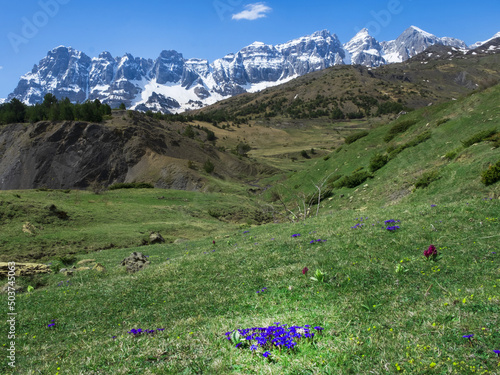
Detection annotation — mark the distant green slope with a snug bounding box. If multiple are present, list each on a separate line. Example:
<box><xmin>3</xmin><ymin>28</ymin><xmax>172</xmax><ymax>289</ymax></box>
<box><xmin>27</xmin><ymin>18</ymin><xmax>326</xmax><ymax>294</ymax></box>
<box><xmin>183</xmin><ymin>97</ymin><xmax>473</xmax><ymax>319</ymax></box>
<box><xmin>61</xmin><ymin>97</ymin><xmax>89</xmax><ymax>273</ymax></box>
<box><xmin>265</xmin><ymin>83</ymin><xmax>500</xmax><ymax>213</ymax></box>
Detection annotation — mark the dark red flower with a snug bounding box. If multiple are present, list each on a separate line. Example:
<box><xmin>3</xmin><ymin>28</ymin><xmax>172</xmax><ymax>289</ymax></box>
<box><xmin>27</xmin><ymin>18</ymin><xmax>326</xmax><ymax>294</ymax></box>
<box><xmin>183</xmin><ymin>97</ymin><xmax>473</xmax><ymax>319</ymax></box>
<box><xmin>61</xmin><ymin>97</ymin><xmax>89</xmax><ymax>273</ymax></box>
<box><xmin>302</xmin><ymin>267</ymin><xmax>309</xmax><ymax>275</ymax></box>
<box><xmin>212</xmin><ymin>240</ymin><xmax>216</xmax><ymax>245</ymax></box>
<box><xmin>424</xmin><ymin>245</ymin><xmax>437</xmax><ymax>258</ymax></box>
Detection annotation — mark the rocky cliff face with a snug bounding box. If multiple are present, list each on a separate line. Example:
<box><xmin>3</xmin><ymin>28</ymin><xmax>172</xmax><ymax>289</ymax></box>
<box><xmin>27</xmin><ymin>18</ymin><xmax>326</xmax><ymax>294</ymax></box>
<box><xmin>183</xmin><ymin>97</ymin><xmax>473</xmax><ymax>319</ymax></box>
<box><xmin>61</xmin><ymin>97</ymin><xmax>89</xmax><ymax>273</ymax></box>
<box><xmin>0</xmin><ymin>113</ymin><xmax>270</xmax><ymax>190</ymax></box>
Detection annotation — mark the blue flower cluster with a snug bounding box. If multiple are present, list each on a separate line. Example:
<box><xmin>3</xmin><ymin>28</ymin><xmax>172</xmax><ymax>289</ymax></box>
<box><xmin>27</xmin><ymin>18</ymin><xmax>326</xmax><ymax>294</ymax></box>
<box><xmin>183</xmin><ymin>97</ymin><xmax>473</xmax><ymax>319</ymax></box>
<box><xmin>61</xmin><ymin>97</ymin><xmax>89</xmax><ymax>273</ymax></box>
<box><xmin>47</xmin><ymin>319</ymin><xmax>56</xmax><ymax>328</ymax></box>
<box><xmin>225</xmin><ymin>322</ymin><xmax>324</xmax><ymax>357</ymax></box>
<box><xmin>128</xmin><ymin>328</ymin><xmax>165</xmax><ymax>336</ymax></box>
<box><xmin>291</xmin><ymin>234</ymin><xmax>301</xmax><ymax>238</ymax></box>
<box><xmin>256</xmin><ymin>287</ymin><xmax>268</xmax><ymax>294</ymax></box>
<box><xmin>309</xmin><ymin>239</ymin><xmax>327</xmax><ymax>244</ymax></box>
<box><xmin>386</xmin><ymin>226</ymin><xmax>400</xmax><ymax>231</ymax></box>
<box><xmin>351</xmin><ymin>217</ymin><xmax>369</xmax><ymax>229</ymax></box>
<box><xmin>384</xmin><ymin>219</ymin><xmax>401</xmax><ymax>231</ymax></box>
<box><xmin>384</xmin><ymin>219</ymin><xmax>400</xmax><ymax>224</ymax></box>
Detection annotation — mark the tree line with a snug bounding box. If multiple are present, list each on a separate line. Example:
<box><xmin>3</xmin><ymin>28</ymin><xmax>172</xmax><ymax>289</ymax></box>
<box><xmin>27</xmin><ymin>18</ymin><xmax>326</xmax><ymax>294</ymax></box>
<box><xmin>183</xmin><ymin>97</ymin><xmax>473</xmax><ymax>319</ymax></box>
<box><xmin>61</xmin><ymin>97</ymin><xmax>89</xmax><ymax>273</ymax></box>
<box><xmin>0</xmin><ymin>94</ymin><xmax>112</xmax><ymax>125</ymax></box>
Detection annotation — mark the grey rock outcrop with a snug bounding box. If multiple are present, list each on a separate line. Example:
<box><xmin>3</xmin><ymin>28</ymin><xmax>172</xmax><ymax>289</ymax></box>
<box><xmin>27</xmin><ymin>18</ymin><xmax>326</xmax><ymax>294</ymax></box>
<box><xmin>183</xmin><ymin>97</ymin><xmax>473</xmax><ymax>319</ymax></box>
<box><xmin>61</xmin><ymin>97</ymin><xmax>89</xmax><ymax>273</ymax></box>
<box><xmin>121</xmin><ymin>252</ymin><xmax>150</xmax><ymax>273</ymax></box>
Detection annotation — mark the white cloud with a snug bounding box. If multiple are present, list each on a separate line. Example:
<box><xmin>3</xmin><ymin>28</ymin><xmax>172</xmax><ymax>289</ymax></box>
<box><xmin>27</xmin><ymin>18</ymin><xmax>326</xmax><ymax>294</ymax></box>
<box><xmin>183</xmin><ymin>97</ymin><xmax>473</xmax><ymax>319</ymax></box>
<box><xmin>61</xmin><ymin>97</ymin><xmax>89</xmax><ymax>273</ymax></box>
<box><xmin>232</xmin><ymin>3</ymin><xmax>272</xmax><ymax>21</ymax></box>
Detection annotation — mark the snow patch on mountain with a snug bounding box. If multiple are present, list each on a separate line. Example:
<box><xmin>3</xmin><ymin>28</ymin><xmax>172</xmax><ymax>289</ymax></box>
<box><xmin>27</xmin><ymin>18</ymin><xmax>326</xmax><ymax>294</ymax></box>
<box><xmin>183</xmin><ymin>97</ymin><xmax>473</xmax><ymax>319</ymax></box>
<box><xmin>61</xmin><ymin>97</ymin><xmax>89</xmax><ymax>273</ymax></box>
<box><xmin>470</xmin><ymin>31</ymin><xmax>500</xmax><ymax>49</ymax></box>
<box><xmin>7</xmin><ymin>26</ymin><xmax>481</xmax><ymax>113</ymax></box>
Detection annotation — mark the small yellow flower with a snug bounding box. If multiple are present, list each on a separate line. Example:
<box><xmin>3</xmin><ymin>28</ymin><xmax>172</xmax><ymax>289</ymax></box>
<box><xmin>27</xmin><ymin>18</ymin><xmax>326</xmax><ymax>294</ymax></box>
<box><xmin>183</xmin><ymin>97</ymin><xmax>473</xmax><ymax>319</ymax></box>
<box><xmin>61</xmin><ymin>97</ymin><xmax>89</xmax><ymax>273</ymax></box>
<box><xmin>430</xmin><ymin>362</ymin><xmax>437</xmax><ymax>368</ymax></box>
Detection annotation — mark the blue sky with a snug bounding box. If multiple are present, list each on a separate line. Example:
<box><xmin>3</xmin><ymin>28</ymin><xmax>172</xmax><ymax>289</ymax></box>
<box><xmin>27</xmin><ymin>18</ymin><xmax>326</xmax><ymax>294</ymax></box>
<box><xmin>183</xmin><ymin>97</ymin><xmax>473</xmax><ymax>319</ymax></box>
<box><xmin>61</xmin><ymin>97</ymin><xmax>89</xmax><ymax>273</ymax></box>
<box><xmin>1</xmin><ymin>0</ymin><xmax>499</xmax><ymax>98</ymax></box>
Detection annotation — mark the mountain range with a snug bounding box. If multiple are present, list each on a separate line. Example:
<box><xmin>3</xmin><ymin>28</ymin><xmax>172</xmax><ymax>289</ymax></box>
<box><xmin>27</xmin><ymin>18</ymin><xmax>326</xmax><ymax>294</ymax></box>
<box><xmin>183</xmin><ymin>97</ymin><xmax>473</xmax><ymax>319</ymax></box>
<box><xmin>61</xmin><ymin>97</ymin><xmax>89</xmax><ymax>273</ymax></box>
<box><xmin>5</xmin><ymin>26</ymin><xmax>500</xmax><ymax>114</ymax></box>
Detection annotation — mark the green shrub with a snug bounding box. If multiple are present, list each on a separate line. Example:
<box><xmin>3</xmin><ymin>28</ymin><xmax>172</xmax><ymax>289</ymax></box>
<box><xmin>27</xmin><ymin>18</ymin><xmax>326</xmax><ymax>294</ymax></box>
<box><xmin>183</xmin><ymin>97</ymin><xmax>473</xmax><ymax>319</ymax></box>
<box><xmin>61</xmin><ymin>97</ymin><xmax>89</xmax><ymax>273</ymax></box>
<box><xmin>345</xmin><ymin>131</ymin><xmax>369</xmax><ymax>145</ymax></box>
<box><xmin>335</xmin><ymin>146</ymin><xmax>343</xmax><ymax>153</ymax></box>
<box><xmin>444</xmin><ymin>148</ymin><xmax>461</xmax><ymax>160</ymax></box>
<box><xmin>235</xmin><ymin>142</ymin><xmax>251</xmax><ymax>156</ymax></box>
<box><xmin>405</xmin><ymin>131</ymin><xmax>432</xmax><ymax>148</ymax></box>
<box><xmin>182</xmin><ymin>125</ymin><xmax>195</xmax><ymax>139</ymax></box>
<box><xmin>461</xmin><ymin>129</ymin><xmax>496</xmax><ymax>148</ymax></box>
<box><xmin>327</xmin><ymin>174</ymin><xmax>342</xmax><ymax>186</ymax></box>
<box><xmin>388</xmin><ymin>131</ymin><xmax>432</xmax><ymax>159</ymax></box>
<box><xmin>203</xmin><ymin>160</ymin><xmax>215</xmax><ymax>174</ymax></box>
<box><xmin>376</xmin><ymin>101</ymin><xmax>404</xmax><ymax>115</ymax></box>
<box><xmin>415</xmin><ymin>170</ymin><xmax>440</xmax><ymax>189</ymax></box>
<box><xmin>323</xmin><ymin>154</ymin><xmax>331</xmax><ymax>161</ymax></box>
<box><xmin>481</xmin><ymin>161</ymin><xmax>500</xmax><ymax>186</ymax></box>
<box><xmin>108</xmin><ymin>182</ymin><xmax>154</xmax><ymax>190</ymax></box>
<box><xmin>436</xmin><ymin>118</ymin><xmax>450</xmax><ymax>126</ymax></box>
<box><xmin>300</xmin><ymin>150</ymin><xmax>310</xmax><ymax>158</ymax></box>
<box><xmin>384</xmin><ymin>119</ymin><xmax>418</xmax><ymax>142</ymax></box>
<box><xmin>335</xmin><ymin>171</ymin><xmax>372</xmax><ymax>189</ymax></box>
<box><xmin>369</xmin><ymin>153</ymin><xmax>389</xmax><ymax>172</ymax></box>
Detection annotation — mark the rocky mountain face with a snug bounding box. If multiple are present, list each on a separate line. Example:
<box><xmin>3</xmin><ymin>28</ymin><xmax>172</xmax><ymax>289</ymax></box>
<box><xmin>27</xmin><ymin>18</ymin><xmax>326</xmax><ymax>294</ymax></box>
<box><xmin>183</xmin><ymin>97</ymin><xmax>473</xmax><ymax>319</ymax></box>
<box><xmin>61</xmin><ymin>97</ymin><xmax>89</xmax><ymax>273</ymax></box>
<box><xmin>380</xmin><ymin>26</ymin><xmax>467</xmax><ymax>63</ymax></box>
<box><xmin>6</xmin><ymin>27</ymin><xmax>499</xmax><ymax>113</ymax></box>
<box><xmin>0</xmin><ymin>112</ymin><xmax>271</xmax><ymax>190</ymax></box>
<box><xmin>344</xmin><ymin>28</ymin><xmax>386</xmax><ymax>66</ymax></box>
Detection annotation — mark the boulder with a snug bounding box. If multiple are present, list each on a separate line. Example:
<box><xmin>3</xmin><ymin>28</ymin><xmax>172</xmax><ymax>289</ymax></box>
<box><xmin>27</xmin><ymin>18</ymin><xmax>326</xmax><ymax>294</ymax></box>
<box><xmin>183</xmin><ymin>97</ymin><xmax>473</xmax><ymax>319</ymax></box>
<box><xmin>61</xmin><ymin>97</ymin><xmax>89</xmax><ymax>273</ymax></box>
<box><xmin>92</xmin><ymin>263</ymin><xmax>106</xmax><ymax>273</ymax></box>
<box><xmin>149</xmin><ymin>232</ymin><xmax>165</xmax><ymax>244</ymax></box>
<box><xmin>121</xmin><ymin>252</ymin><xmax>150</xmax><ymax>273</ymax></box>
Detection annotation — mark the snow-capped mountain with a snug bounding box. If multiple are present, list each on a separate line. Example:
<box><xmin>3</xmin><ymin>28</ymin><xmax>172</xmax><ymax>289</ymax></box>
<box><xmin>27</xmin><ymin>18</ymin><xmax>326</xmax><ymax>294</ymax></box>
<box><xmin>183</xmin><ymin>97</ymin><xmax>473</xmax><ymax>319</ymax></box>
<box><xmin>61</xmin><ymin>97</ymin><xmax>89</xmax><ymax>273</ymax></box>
<box><xmin>8</xmin><ymin>30</ymin><xmax>345</xmax><ymax>113</ymax></box>
<box><xmin>470</xmin><ymin>31</ymin><xmax>500</xmax><ymax>49</ymax></box>
<box><xmin>380</xmin><ymin>26</ymin><xmax>467</xmax><ymax>63</ymax></box>
<box><xmin>344</xmin><ymin>28</ymin><xmax>385</xmax><ymax>66</ymax></box>
<box><xmin>7</xmin><ymin>26</ymin><xmax>494</xmax><ymax>113</ymax></box>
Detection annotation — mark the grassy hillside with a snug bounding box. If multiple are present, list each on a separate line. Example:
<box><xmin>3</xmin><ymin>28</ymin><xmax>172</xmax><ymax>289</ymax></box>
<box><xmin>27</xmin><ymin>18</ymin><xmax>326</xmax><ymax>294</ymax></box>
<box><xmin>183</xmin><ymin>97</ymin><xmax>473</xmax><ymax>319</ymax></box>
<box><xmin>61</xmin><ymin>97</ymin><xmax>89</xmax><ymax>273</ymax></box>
<box><xmin>1</xmin><ymin>197</ymin><xmax>498</xmax><ymax>374</ymax></box>
<box><xmin>1</xmin><ymin>69</ymin><xmax>499</xmax><ymax>374</ymax></box>
<box><xmin>263</xmin><ymin>83</ymin><xmax>500</xmax><ymax>216</ymax></box>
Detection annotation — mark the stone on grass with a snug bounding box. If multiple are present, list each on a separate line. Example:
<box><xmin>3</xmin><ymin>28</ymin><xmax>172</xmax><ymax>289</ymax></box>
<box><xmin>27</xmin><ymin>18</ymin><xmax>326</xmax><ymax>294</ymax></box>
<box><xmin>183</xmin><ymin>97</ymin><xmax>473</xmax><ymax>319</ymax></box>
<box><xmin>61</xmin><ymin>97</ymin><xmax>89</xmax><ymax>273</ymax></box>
<box><xmin>149</xmin><ymin>232</ymin><xmax>165</xmax><ymax>244</ymax></box>
<box><xmin>120</xmin><ymin>252</ymin><xmax>150</xmax><ymax>273</ymax></box>
<box><xmin>92</xmin><ymin>263</ymin><xmax>106</xmax><ymax>272</ymax></box>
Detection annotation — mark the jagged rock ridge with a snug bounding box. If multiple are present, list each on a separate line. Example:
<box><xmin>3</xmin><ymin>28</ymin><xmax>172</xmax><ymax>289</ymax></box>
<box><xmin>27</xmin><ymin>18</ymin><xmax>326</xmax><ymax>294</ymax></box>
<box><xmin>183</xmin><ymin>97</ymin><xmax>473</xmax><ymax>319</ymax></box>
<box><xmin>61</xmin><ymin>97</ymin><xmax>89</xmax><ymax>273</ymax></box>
<box><xmin>6</xmin><ymin>27</ymin><xmax>499</xmax><ymax>113</ymax></box>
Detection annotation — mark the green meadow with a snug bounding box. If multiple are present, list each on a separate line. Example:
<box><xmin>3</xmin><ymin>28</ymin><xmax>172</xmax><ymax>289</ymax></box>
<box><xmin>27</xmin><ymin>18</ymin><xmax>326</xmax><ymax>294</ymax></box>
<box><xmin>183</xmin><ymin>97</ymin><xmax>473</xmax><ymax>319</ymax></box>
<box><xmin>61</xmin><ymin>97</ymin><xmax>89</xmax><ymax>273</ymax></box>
<box><xmin>1</xmin><ymin>85</ymin><xmax>499</xmax><ymax>374</ymax></box>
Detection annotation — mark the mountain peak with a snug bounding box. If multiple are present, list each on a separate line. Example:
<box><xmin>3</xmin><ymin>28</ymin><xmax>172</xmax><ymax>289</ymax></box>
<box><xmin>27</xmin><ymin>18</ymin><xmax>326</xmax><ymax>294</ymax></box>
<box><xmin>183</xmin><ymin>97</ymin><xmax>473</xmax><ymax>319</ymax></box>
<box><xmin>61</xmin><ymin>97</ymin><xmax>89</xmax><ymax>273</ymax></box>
<box><xmin>311</xmin><ymin>29</ymin><xmax>333</xmax><ymax>39</ymax></box>
<box><xmin>408</xmin><ymin>26</ymin><xmax>435</xmax><ymax>38</ymax></box>
<box><xmin>355</xmin><ymin>28</ymin><xmax>370</xmax><ymax>36</ymax></box>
